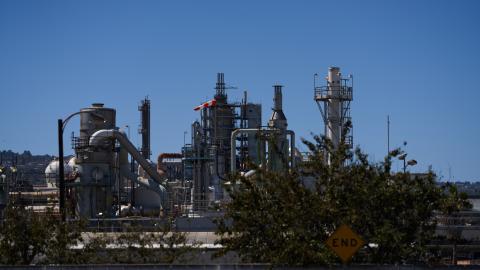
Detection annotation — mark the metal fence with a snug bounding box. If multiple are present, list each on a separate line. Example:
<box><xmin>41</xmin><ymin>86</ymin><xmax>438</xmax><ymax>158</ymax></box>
<box><xmin>2</xmin><ymin>264</ymin><xmax>480</xmax><ymax>270</ymax></box>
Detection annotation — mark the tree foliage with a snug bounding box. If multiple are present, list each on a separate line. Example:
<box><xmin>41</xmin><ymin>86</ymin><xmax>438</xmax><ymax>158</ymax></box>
<box><xmin>107</xmin><ymin>221</ymin><xmax>192</xmax><ymax>264</ymax></box>
<box><xmin>0</xmin><ymin>203</ymin><xmax>51</xmax><ymax>265</ymax></box>
<box><xmin>215</xmin><ymin>129</ymin><xmax>472</xmax><ymax>266</ymax></box>
<box><xmin>0</xmin><ymin>203</ymin><xmax>192</xmax><ymax>265</ymax></box>
<box><xmin>0</xmin><ymin>203</ymin><xmax>88</xmax><ymax>265</ymax></box>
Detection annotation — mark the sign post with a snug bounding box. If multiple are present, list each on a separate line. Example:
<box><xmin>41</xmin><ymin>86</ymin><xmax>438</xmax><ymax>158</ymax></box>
<box><xmin>325</xmin><ymin>224</ymin><xmax>364</xmax><ymax>264</ymax></box>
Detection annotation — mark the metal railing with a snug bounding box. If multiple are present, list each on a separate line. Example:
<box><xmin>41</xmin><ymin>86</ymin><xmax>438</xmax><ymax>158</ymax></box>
<box><xmin>314</xmin><ymin>86</ymin><xmax>353</xmax><ymax>101</ymax></box>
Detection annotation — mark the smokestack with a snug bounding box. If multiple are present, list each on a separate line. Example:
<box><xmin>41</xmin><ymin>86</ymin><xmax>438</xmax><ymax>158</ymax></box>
<box><xmin>215</xmin><ymin>72</ymin><xmax>226</xmax><ymax>97</ymax></box>
<box><xmin>273</xmin><ymin>85</ymin><xmax>283</xmax><ymax>111</ymax></box>
<box><xmin>269</xmin><ymin>85</ymin><xmax>287</xmax><ymax>130</ymax></box>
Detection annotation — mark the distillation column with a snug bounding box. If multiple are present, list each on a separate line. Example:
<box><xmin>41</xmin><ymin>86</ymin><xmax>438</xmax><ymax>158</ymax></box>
<box><xmin>314</xmin><ymin>67</ymin><xmax>353</xmax><ymax>157</ymax></box>
<box><xmin>73</xmin><ymin>103</ymin><xmax>117</xmax><ymax>218</ymax></box>
<box><xmin>326</xmin><ymin>68</ymin><xmax>342</xmax><ymax>148</ymax></box>
<box><xmin>139</xmin><ymin>98</ymin><xmax>151</xmax><ymax>160</ymax></box>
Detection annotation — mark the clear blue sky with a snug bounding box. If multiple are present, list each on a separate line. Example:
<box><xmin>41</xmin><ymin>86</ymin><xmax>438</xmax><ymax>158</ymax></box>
<box><xmin>0</xmin><ymin>0</ymin><xmax>479</xmax><ymax>181</ymax></box>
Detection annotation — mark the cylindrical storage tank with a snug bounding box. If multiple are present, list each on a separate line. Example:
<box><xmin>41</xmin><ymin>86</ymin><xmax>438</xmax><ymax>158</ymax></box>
<box><xmin>134</xmin><ymin>186</ymin><xmax>163</xmax><ymax>216</ymax></box>
<box><xmin>67</xmin><ymin>156</ymin><xmax>77</xmax><ymax>168</ymax></box>
<box><xmin>45</xmin><ymin>159</ymin><xmax>73</xmax><ymax>188</ymax></box>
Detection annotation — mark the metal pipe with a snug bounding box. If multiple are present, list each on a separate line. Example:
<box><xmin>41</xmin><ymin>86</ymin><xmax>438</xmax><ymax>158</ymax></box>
<box><xmin>90</xmin><ymin>129</ymin><xmax>168</xmax><ymax>208</ymax></box>
<box><xmin>230</xmin><ymin>129</ymin><xmax>260</xmax><ymax>173</ymax></box>
<box><xmin>130</xmin><ymin>152</ymin><xmax>135</xmax><ymax>205</ymax></box>
<box><xmin>119</xmin><ymin>164</ymin><xmax>165</xmax><ymax>202</ymax></box>
<box><xmin>242</xmin><ymin>169</ymin><xmax>256</xmax><ymax>178</ymax></box>
<box><xmin>89</xmin><ymin>129</ymin><xmax>165</xmax><ymax>185</ymax></box>
<box><xmin>215</xmin><ymin>146</ymin><xmax>227</xmax><ymax>181</ymax></box>
<box><xmin>231</xmin><ymin>128</ymin><xmax>295</xmax><ymax>173</ymax></box>
<box><xmin>286</xmin><ymin>130</ymin><xmax>295</xmax><ymax>168</ymax></box>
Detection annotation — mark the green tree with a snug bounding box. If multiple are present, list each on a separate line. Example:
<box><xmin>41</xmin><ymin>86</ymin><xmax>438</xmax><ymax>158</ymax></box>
<box><xmin>0</xmin><ymin>201</ymin><xmax>193</xmax><ymax>265</ymax></box>
<box><xmin>0</xmin><ymin>202</ymin><xmax>52</xmax><ymax>264</ymax></box>
<box><xmin>106</xmin><ymin>221</ymin><xmax>192</xmax><ymax>264</ymax></box>
<box><xmin>0</xmin><ymin>203</ymin><xmax>88</xmax><ymax>265</ymax></box>
<box><xmin>215</xmin><ymin>128</ymin><xmax>470</xmax><ymax>266</ymax></box>
<box><xmin>78</xmin><ymin>231</ymin><xmax>111</xmax><ymax>264</ymax></box>
<box><xmin>42</xmin><ymin>216</ymin><xmax>86</xmax><ymax>264</ymax></box>
<box><xmin>437</xmin><ymin>183</ymin><xmax>472</xmax><ymax>265</ymax></box>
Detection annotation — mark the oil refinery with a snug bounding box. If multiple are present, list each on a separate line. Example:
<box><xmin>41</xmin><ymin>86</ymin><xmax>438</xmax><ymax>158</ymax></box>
<box><xmin>0</xmin><ymin>67</ymin><xmax>352</xmax><ymax>222</ymax></box>
<box><xmin>1</xmin><ymin>67</ymin><xmax>480</xmax><ymax>265</ymax></box>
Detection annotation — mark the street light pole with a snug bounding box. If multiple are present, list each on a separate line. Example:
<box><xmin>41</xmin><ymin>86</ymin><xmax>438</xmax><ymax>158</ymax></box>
<box><xmin>124</xmin><ymin>124</ymin><xmax>135</xmax><ymax>205</ymax></box>
<box><xmin>398</xmin><ymin>153</ymin><xmax>407</xmax><ymax>174</ymax></box>
<box><xmin>183</xmin><ymin>131</ymin><xmax>187</xmax><ymax>184</ymax></box>
<box><xmin>57</xmin><ymin>110</ymin><xmax>104</xmax><ymax>222</ymax></box>
<box><xmin>57</xmin><ymin>119</ymin><xmax>66</xmax><ymax>221</ymax></box>
<box><xmin>398</xmin><ymin>153</ymin><xmax>417</xmax><ymax>174</ymax></box>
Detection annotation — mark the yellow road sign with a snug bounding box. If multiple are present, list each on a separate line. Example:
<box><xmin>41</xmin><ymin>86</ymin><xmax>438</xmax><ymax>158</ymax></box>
<box><xmin>325</xmin><ymin>224</ymin><xmax>364</xmax><ymax>263</ymax></box>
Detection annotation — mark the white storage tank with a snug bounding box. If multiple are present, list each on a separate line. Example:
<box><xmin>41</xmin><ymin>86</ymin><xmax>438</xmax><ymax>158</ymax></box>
<box><xmin>44</xmin><ymin>158</ymin><xmax>73</xmax><ymax>188</ymax></box>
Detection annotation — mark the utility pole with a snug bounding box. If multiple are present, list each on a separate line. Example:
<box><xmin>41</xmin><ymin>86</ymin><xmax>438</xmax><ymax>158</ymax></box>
<box><xmin>387</xmin><ymin>115</ymin><xmax>390</xmax><ymax>155</ymax></box>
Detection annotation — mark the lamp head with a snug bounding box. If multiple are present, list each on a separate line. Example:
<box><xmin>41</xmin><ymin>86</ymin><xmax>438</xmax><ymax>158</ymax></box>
<box><xmin>407</xmin><ymin>159</ymin><xmax>418</xmax><ymax>166</ymax></box>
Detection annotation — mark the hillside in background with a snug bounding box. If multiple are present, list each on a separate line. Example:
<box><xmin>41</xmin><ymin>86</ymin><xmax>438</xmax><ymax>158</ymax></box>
<box><xmin>0</xmin><ymin>150</ymin><xmax>55</xmax><ymax>187</ymax></box>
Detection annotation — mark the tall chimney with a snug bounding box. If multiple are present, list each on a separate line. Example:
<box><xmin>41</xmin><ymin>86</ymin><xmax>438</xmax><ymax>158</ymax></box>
<box><xmin>139</xmin><ymin>97</ymin><xmax>151</xmax><ymax>160</ymax></box>
<box><xmin>269</xmin><ymin>85</ymin><xmax>287</xmax><ymax>130</ymax></box>
<box><xmin>215</xmin><ymin>72</ymin><xmax>226</xmax><ymax>97</ymax></box>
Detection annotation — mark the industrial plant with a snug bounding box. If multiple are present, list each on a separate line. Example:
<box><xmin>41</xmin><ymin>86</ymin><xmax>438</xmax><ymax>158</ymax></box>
<box><xmin>0</xmin><ymin>67</ymin><xmax>353</xmax><ymax>221</ymax></box>
<box><xmin>0</xmin><ymin>67</ymin><xmax>479</xmax><ymax>265</ymax></box>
